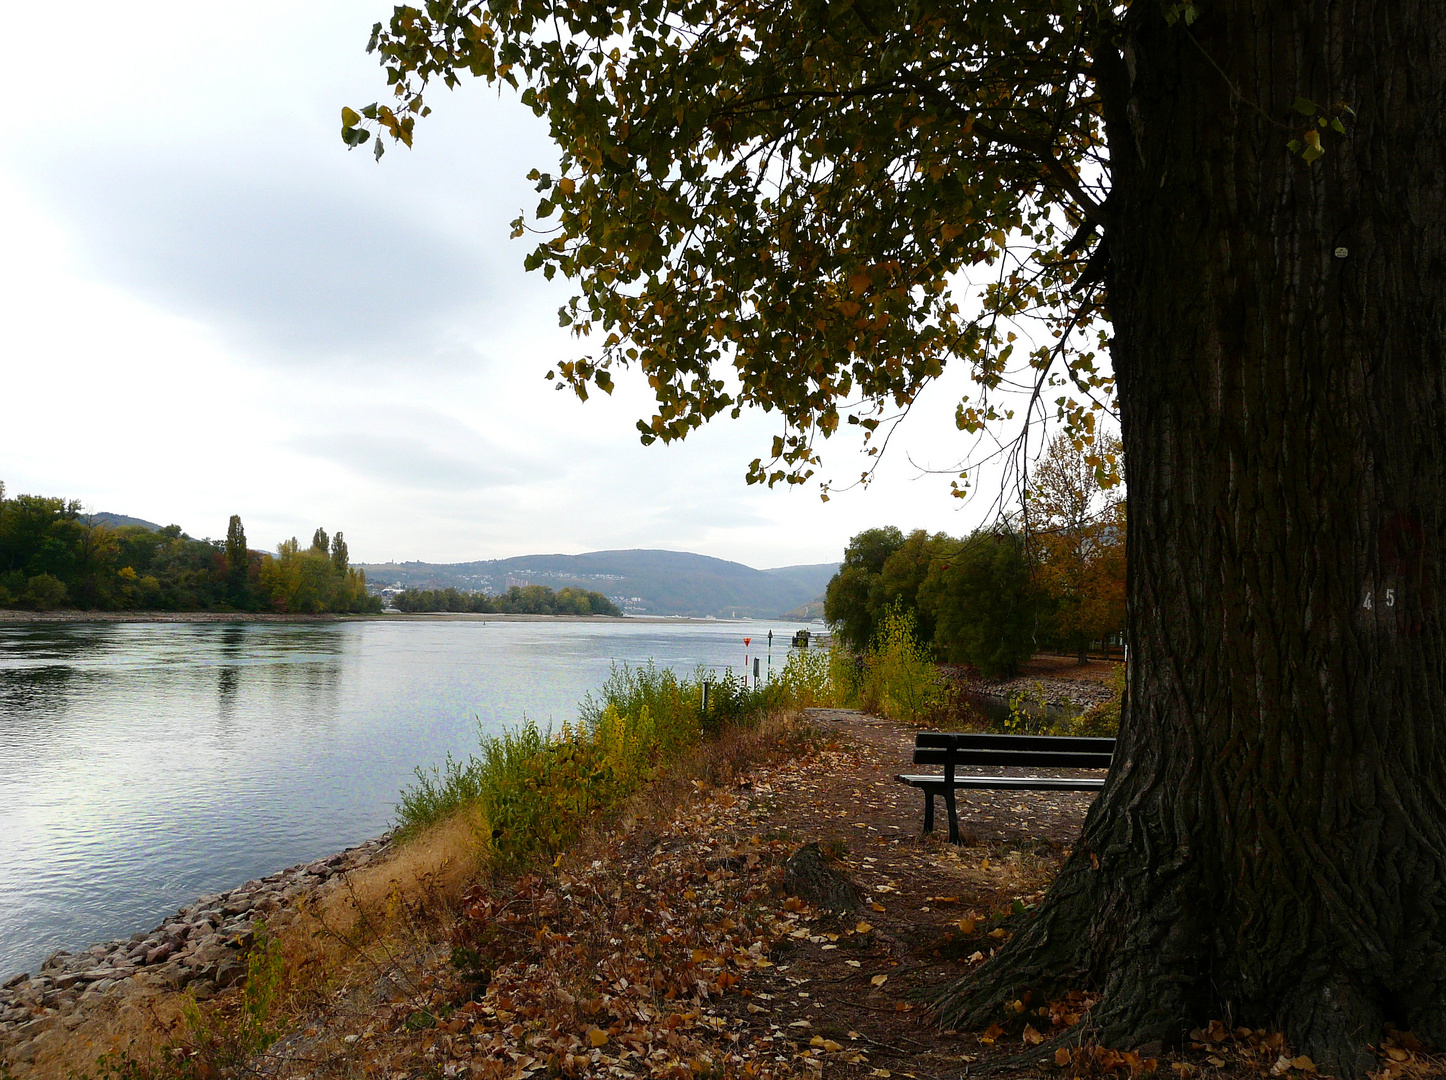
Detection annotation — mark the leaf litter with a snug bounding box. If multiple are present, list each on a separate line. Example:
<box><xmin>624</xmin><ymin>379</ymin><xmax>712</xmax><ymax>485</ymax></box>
<box><xmin>235</xmin><ymin>711</ymin><xmax>1446</xmax><ymax>1080</ymax></box>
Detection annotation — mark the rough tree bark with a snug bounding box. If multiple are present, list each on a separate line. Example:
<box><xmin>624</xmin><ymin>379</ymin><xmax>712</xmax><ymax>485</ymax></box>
<box><xmin>934</xmin><ymin>4</ymin><xmax>1446</xmax><ymax>1075</ymax></box>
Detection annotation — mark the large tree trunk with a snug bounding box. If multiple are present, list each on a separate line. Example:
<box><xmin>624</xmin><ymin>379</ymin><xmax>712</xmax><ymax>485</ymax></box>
<box><xmin>934</xmin><ymin>4</ymin><xmax>1446</xmax><ymax>1074</ymax></box>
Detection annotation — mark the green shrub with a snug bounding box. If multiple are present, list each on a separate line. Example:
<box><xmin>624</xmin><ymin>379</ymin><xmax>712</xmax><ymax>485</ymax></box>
<box><xmin>845</xmin><ymin>604</ymin><xmax>942</xmax><ymax>723</ymax></box>
<box><xmin>1066</xmin><ymin>664</ymin><xmax>1125</xmax><ymax>737</ymax></box>
<box><xmin>395</xmin><ymin>650</ymin><xmax>851</xmax><ymax>865</ymax></box>
<box><xmin>1002</xmin><ymin>681</ymin><xmax>1053</xmax><ymax>735</ymax></box>
<box><xmin>21</xmin><ymin>572</ymin><xmax>69</xmax><ymax>609</ymax></box>
<box><xmin>772</xmin><ymin>646</ymin><xmax>835</xmax><ymax>709</ymax></box>
<box><xmin>395</xmin><ymin>659</ymin><xmax>811</xmax><ymax>864</ymax></box>
<box><xmin>579</xmin><ymin>661</ymin><xmax>702</xmax><ymax>737</ymax></box>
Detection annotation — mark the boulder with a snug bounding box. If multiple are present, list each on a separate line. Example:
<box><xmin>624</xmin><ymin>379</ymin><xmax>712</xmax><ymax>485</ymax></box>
<box><xmin>213</xmin><ymin>959</ymin><xmax>245</xmax><ymax>989</ymax></box>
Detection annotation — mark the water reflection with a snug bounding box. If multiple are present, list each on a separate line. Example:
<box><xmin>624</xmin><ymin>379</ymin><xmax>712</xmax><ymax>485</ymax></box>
<box><xmin>0</xmin><ymin>664</ymin><xmax>74</xmax><ymax>715</ymax></box>
<box><xmin>0</xmin><ymin>616</ymin><xmax>807</xmax><ymax>979</ymax></box>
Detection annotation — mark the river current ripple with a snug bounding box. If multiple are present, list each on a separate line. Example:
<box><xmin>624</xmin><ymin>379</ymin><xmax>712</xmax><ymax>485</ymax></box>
<box><xmin>0</xmin><ymin>617</ymin><xmax>800</xmax><ymax>979</ymax></box>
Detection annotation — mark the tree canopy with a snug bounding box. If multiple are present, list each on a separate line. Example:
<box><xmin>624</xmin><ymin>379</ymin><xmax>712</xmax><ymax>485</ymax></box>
<box><xmin>0</xmin><ymin>485</ymin><xmax>381</xmax><ymax>615</ymax></box>
<box><xmin>347</xmin><ymin>0</ymin><xmax>1122</xmax><ymax>494</ymax></box>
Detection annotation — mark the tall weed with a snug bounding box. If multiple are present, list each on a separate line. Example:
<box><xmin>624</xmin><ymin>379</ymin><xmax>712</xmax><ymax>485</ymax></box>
<box><xmin>772</xmin><ymin>647</ymin><xmax>835</xmax><ymax>709</ymax></box>
<box><xmin>844</xmin><ymin>605</ymin><xmax>942</xmax><ymax>723</ymax></box>
<box><xmin>1062</xmin><ymin>664</ymin><xmax>1125</xmax><ymax>737</ymax></box>
<box><xmin>395</xmin><ymin>658</ymin><xmax>817</xmax><ymax>864</ymax></box>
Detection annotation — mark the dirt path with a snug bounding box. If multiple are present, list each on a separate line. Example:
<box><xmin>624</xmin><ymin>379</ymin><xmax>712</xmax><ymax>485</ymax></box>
<box><xmin>688</xmin><ymin>709</ymin><xmax>1094</xmax><ymax>1079</ymax></box>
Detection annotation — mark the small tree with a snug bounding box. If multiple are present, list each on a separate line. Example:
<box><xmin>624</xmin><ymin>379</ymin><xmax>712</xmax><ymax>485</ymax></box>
<box><xmin>225</xmin><ymin>515</ymin><xmax>249</xmax><ymax>597</ymax></box>
<box><xmin>329</xmin><ymin>530</ymin><xmax>349</xmax><ymax>573</ymax></box>
<box><xmin>822</xmin><ymin>527</ymin><xmax>904</xmax><ymax>650</ymax></box>
<box><xmin>864</xmin><ymin>604</ymin><xmax>941</xmax><ymax>724</ymax></box>
<box><xmin>874</xmin><ymin>529</ymin><xmax>945</xmax><ymax>644</ymax></box>
<box><xmin>921</xmin><ymin>530</ymin><xmax>1035</xmax><ymax>679</ymax></box>
<box><xmin>1028</xmin><ymin>433</ymin><xmax>1126</xmax><ymax>663</ymax></box>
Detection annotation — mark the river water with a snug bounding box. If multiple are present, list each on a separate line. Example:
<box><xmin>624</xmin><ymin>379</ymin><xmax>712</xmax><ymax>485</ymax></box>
<box><xmin>0</xmin><ymin>616</ymin><xmax>805</xmax><ymax>980</ymax></box>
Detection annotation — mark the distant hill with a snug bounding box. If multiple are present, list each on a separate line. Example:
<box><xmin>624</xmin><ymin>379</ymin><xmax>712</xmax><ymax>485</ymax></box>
<box><xmin>89</xmin><ymin>512</ymin><xmax>165</xmax><ymax>532</ymax></box>
<box><xmin>781</xmin><ymin>598</ymin><xmax>827</xmax><ymax>621</ymax></box>
<box><xmin>357</xmin><ymin>549</ymin><xmax>838</xmax><ymax>619</ymax></box>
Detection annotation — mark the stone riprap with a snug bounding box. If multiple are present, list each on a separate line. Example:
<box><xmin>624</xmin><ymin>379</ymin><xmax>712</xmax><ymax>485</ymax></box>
<box><xmin>0</xmin><ymin>834</ymin><xmax>391</xmax><ymax>1064</ymax></box>
<box><xmin>982</xmin><ymin>675</ymin><xmax>1115</xmax><ymax>710</ymax></box>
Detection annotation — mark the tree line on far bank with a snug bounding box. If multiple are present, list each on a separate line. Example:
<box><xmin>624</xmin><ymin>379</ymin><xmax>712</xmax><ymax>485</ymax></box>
<box><xmin>391</xmin><ymin>585</ymin><xmax>621</xmax><ymax>617</ymax></box>
<box><xmin>0</xmin><ymin>482</ymin><xmax>381</xmax><ymax>614</ymax></box>
<box><xmin>824</xmin><ymin>435</ymin><xmax>1125</xmax><ymax>678</ymax></box>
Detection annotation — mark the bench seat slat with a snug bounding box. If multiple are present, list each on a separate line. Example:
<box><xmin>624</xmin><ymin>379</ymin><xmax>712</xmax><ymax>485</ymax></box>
<box><xmin>914</xmin><ymin>731</ymin><xmax>1115</xmax><ymax>752</ymax></box>
<box><xmin>912</xmin><ymin>748</ymin><xmax>1113</xmax><ymax>768</ymax></box>
<box><xmin>895</xmin><ymin>773</ymin><xmax>1106</xmax><ymax>791</ymax></box>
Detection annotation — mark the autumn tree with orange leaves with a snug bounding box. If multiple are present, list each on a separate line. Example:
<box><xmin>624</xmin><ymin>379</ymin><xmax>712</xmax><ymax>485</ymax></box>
<box><xmin>1028</xmin><ymin>433</ymin><xmax>1126</xmax><ymax>663</ymax></box>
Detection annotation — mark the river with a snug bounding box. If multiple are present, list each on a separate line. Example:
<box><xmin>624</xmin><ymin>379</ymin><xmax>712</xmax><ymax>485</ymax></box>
<box><xmin>0</xmin><ymin>616</ymin><xmax>807</xmax><ymax>980</ymax></box>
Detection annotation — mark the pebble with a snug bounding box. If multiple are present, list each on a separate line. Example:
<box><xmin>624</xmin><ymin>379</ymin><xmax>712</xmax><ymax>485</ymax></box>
<box><xmin>0</xmin><ymin>833</ymin><xmax>393</xmax><ymax>1060</ymax></box>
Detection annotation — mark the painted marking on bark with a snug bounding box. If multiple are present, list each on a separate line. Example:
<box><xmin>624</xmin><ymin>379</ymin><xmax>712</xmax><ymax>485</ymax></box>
<box><xmin>1364</xmin><ymin>590</ymin><xmax>1373</xmax><ymax>610</ymax></box>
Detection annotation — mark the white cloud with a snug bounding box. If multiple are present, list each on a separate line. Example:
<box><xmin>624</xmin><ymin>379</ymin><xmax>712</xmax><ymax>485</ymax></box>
<box><xmin>0</xmin><ymin>0</ymin><xmax>1021</xmax><ymax>571</ymax></box>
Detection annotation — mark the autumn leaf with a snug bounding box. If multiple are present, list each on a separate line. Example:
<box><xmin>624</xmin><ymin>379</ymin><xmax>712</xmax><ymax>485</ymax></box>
<box><xmin>1023</xmin><ymin>1025</ymin><xmax>1045</xmax><ymax>1046</ymax></box>
<box><xmin>870</xmin><ymin>974</ymin><xmax>888</xmax><ymax>987</ymax></box>
<box><xmin>587</xmin><ymin>1027</ymin><xmax>609</xmax><ymax>1047</ymax></box>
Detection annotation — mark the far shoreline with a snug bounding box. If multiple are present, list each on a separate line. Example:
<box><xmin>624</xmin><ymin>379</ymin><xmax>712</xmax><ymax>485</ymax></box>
<box><xmin>0</xmin><ymin>610</ymin><xmax>780</xmax><ymax>626</ymax></box>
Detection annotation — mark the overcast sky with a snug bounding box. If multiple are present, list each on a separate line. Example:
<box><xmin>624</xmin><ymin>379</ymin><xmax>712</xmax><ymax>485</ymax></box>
<box><xmin>1</xmin><ymin>1</ymin><xmax>1029</xmax><ymax>570</ymax></box>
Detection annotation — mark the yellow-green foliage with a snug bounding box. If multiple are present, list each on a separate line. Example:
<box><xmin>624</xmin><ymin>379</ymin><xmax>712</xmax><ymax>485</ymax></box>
<box><xmin>773</xmin><ymin>646</ymin><xmax>835</xmax><ymax>709</ymax></box>
<box><xmin>834</xmin><ymin>604</ymin><xmax>942</xmax><ymax>723</ymax></box>
<box><xmin>481</xmin><ymin>704</ymin><xmax>676</xmax><ymax>860</ymax></box>
<box><xmin>1004</xmin><ymin>681</ymin><xmax>1052</xmax><ymax>735</ymax></box>
<box><xmin>1065</xmin><ymin>664</ymin><xmax>1125</xmax><ymax>737</ymax></box>
<box><xmin>828</xmin><ymin>642</ymin><xmax>866</xmax><ymax>708</ymax></box>
<box><xmin>257</xmin><ymin>538</ymin><xmax>374</xmax><ymax>614</ymax></box>
<box><xmin>397</xmin><ymin>659</ymin><xmax>835</xmax><ymax>864</ymax></box>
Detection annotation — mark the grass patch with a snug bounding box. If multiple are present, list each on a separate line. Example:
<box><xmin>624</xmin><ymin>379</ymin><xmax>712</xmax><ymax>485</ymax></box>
<box><xmin>395</xmin><ymin>655</ymin><xmax>831</xmax><ymax>865</ymax></box>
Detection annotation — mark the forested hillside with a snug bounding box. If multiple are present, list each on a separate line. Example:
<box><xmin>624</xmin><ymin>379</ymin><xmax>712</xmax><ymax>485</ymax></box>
<box><xmin>358</xmin><ymin>549</ymin><xmax>836</xmax><ymax>618</ymax></box>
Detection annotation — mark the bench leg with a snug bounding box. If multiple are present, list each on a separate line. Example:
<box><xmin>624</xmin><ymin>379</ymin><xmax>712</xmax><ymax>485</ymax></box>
<box><xmin>943</xmin><ymin>786</ymin><xmax>960</xmax><ymax>844</ymax></box>
<box><xmin>922</xmin><ymin>790</ymin><xmax>934</xmax><ymax>834</ymax></box>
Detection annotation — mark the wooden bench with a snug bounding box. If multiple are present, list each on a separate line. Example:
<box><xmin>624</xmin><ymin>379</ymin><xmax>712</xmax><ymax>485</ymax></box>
<box><xmin>896</xmin><ymin>732</ymin><xmax>1115</xmax><ymax>843</ymax></box>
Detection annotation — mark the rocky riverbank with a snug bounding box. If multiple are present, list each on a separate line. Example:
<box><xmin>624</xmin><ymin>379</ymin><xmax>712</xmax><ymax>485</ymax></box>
<box><xmin>939</xmin><ymin>668</ymin><xmax>1116</xmax><ymax>713</ymax></box>
<box><xmin>0</xmin><ymin>834</ymin><xmax>392</xmax><ymax>1071</ymax></box>
<box><xmin>976</xmin><ymin>674</ymin><xmax>1116</xmax><ymax>710</ymax></box>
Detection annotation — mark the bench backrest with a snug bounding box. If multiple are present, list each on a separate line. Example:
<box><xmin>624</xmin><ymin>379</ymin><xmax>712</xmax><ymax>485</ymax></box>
<box><xmin>913</xmin><ymin>731</ymin><xmax>1115</xmax><ymax>770</ymax></box>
